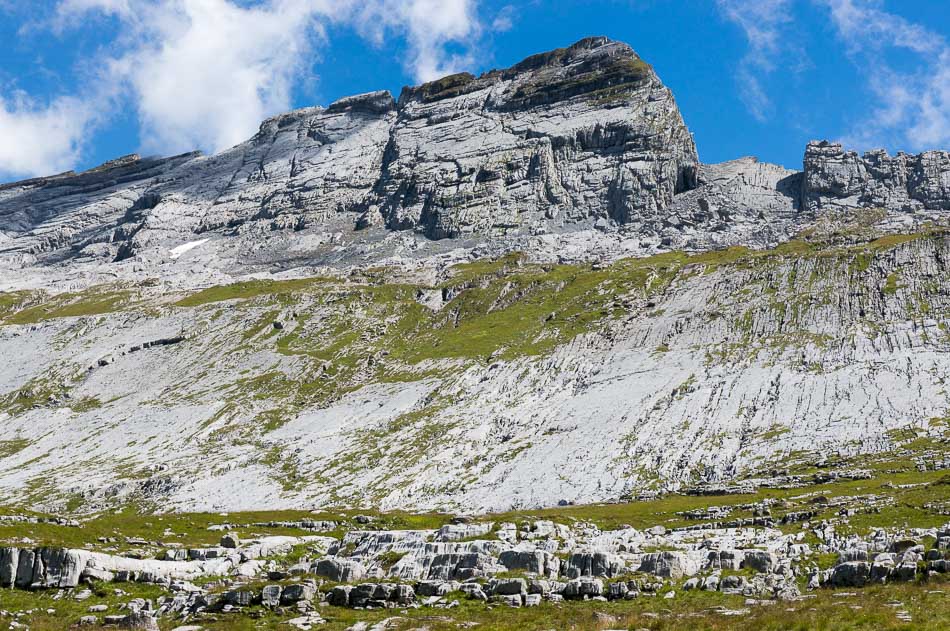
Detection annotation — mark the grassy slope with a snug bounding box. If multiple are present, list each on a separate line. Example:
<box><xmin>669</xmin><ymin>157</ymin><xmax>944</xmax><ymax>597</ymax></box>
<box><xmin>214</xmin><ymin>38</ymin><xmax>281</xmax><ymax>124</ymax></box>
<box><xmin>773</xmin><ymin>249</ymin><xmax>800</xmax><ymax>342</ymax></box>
<box><xmin>0</xmin><ymin>229</ymin><xmax>948</xmax><ymax>509</ymax></box>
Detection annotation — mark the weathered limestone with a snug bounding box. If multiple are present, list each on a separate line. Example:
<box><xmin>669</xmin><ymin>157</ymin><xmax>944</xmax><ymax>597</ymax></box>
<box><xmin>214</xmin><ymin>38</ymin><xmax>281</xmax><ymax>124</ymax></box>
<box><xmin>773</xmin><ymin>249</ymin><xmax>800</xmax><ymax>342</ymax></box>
<box><xmin>638</xmin><ymin>551</ymin><xmax>698</xmax><ymax>579</ymax></box>
<box><xmin>498</xmin><ymin>549</ymin><xmax>560</xmax><ymax>578</ymax></box>
<box><xmin>830</xmin><ymin>561</ymin><xmax>870</xmax><ymax>587</ymax></box>
<box><xmin>0</xmin><ymin>547</ymin><xmax>18</xmax><ymax>587</ymax></box>
<box><xmin>562</xmin><ymin>551</ymin><xmax>623</xmax><ymax>579</ymax></box>
<box><xmin>803</xmin><ymin>140</ymin><xmax>950</xmax><ymax>214</ymax></box>
<box><xmin>312</xmin><ymin>558</ymin><xmax>367</xmax><ymax>583</ymax></box>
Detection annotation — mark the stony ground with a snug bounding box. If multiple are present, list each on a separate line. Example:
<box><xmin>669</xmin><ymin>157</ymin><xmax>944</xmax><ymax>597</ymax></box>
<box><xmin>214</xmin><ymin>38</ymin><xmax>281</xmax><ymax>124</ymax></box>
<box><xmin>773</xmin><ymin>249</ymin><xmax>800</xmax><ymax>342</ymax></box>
<box><xmin>1</xmin><ymin>435</ymin><xmax>949</xmax><ymax>630</ymax></box>
<box><xmin>2</xmin><ymin>225</ymin><xmax>948</xmax><ymax>515</ymax></box>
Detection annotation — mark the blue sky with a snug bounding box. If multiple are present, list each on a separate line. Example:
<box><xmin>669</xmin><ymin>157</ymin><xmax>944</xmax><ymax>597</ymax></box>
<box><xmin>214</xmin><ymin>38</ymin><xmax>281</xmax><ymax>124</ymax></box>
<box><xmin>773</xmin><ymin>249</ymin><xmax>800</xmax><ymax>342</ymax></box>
<box><xmin>1</xmin><ymin>0</ymin><xmax>949</xmax><ymax>182</ymax></box>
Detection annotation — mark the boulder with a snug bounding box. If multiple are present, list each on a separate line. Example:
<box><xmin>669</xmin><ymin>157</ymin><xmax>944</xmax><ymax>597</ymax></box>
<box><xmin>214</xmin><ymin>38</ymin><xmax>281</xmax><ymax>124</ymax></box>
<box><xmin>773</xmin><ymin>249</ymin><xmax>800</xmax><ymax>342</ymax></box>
<box><xmin>280</xmin><ymin>583</ymin><xmax>316</xmax><ymax>604</ymax></box>
<box><xmin>838</xmin><ymin>549</ymin><xmax>868</xmax><ymax>563</ymax></box>
<box><xmin>393</xmin><ymin>584</ymin><xmax>415</xmax><ymax>604</ymax></box>
<box><xmin>118</xmin><ymin>612</ymin><xmax>159</xmax><ymax>630</ymax></box>
<box><xmin>416</xmin><ymin>580</ymin><xmax>456</xmax><ymax>597</ymax></box>
<box><xmin>489</xmin><ymin>577</ymin><xmax>527</xmax><ymax>596</ymax></box>
<box><xmin>38</xmin><ymin>548</ymin><xmax>88</xmax><ymax>588</ymax></box>
<box><xmin>498</xmin><ymin>549</ymin><xmax>559</xmax><ymax>578</ymax></box>
<box><xmin>435</xmin><ymin>523</ymin><xmax>494</xmax><ymax>541</ymax></box>
<box><xmin>312</xmin><ymin>557</ymin><xmax>367</xmax><ymax>583</ymax></box>
<box><xmin>223</xmin><ymin>590</ymin><xmax>255</xmax><ymax>606</ymax></box>
<box><xmin>891</xmin><ymin>563</ymin><xmax>917</xmax><ymax>582</ymax></box>
<box><xmin>349</xmin><ymin>583</ymin><xmax>380</xmax><ymax>607</ymax></box>
<box><xmin>830</xmin><ymin>562</ymin><xmax>870</xmax><ymax>588</ymax></box>
<box><xmin>261</xmin><ymin>584</ymin><xmax>282</xmax><ymax>607</ymax></box>
<box><xmin>81</xmin><ymin>566</ymin><xmax>115</xmax><ymax>583</ymax></box>
<box><xmin>607</xmin><ymin>581</ymin><xmax>628</xmax><ymax>600</ymax></box>
<box><xmin>890</xmin><ymin>539</ymin><xmax>918</xmax><ymax>553</ymax></box>
<box><xmin>528</xmin><ymin>579</ymin><xmax>551</xmax><ymax>595</ymax></box>
<box><xmin>720</xmin><ymin>575</ymin><xmax>747</xmax><ymax>591</ymax></box>
<box><xmin>14</xmin><ymin>549</ymin><xmax>35</xmax><ymax>588</ymax></box>
<box><xmin>425</xmin><ymin>551</ymin><xmax>501</xmax><ymax>581</ymax></box>
<box><xmin>220</xmin><ymin>533</ymin><xmax>240</xmax><ymax>549</ymax></box>
<box><xmin>495</xmin><ymin>593</ymin><xmax>523</xmax><ymax>607</ymax></box>
<box><xmin>563</xmin><ymin>551</ymin><xmax>623</xmax><ymax>578</ymax></box>
<box><xmin>562</xmin><ymin>577</ymin><xmax>603</xmax><ymax>599</ymax></box>
<box><xmin>707</xmin><ymin>549</ymin><xmax>744</xmax><ymax>570</ymax></box>
<box><xmin>639</xmin><ymin>551</ymin><xmax>698</xmax><ymax>579</ymax></box>
<box><xmin>460</xmin><ymin>583</ymin><xmax>487</xmax><ymax>601</ymax></box>
<box><xmin>927</xmin><ymin>559</ymin><xmax>949</xmax><ymax>573</ymax></box>
<box><xmin>0</xmin><ymin>548</ymin><xmax>18</xmax><ymax>588</ymax></box>
<box><xmin>869</xmin><ymin>562</ymin><xmax>891</xmax><ymax>584</ymax></box>
<box><xmin>741</xmin><ymin>549</ymin><xmax>776</xmax><ymax>574</ymax></box>
<box><xmin>327</xmin><ymin>585</ymin><xmax>352</xmax><ymax>607</ymax></box>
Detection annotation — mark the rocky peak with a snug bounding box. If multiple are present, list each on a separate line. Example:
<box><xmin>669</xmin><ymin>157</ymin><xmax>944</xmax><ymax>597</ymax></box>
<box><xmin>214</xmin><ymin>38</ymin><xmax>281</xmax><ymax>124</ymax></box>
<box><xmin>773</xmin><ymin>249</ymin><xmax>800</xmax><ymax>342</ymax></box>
<box><xmin>0</xmin><ymin>36</ymin><xmax>701</xmax><ymax>276</ymax></box>
<box><xmin>2</xmin><ymin>38</ymin><xmax>949</xmax><ymax>288</ymax></box>
<box><xmin>374</xmin><ymin>36</ymin><xmax>698</xmax><ymax>238</ymax></box>
<box><xmin>397</xmin><ymin>36</ymin><xmax>658</xmax><ymax>112</ymax></box>
<box><xmin>327</xmin><ymin>90</ymin><xmax>397</xmax><ymax>115</ymax></box>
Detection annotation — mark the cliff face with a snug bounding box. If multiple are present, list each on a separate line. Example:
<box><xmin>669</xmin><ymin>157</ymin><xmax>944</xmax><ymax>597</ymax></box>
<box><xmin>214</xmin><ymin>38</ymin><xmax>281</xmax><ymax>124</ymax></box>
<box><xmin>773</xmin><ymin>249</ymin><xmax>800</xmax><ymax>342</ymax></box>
<box><xmin>372</xmin><ymin>37</ymin><xmax>698</xmax><ymax>238</ymax></box>
<box><xmin>0</xmin><ymin>37</ymin><xmax>699</xmax><ymax>284</ymax></box>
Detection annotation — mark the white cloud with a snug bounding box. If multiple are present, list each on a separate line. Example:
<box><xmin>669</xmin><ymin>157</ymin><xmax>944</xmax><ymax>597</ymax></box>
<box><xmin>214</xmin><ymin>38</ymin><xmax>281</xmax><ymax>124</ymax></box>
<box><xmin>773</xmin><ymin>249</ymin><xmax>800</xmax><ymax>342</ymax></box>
<box><xmin>0</xmin><ymin>92</ymin><xmax>98</xmax><ymax>178</ymax></box>
<box><xmin>354</xmin><ymin>0</ymin><xmax>480</xmax><ymax>82</ymax></box>
<box><xmin>820</xmin><ymin>0</ymin><xmax>942</xmax><ymax>56</ymax></box>
<box><xmin>716</xmin><ymin>0</ymin><xmax>796</xmax><ymax>122</ymax></box>
<box><xmin>819</xmin><ymin>0</ymin><xmax>950</xmax><ymax>151</ymax></box>
<box><xmin>491</xmin><ymin>4</ymin><xmax>515</xmax><ymax>33</ymax></box>
<box><xmin>96</xmin><ymin>0</ymin><xmax>334</xmax><ymax>155</ymax></box>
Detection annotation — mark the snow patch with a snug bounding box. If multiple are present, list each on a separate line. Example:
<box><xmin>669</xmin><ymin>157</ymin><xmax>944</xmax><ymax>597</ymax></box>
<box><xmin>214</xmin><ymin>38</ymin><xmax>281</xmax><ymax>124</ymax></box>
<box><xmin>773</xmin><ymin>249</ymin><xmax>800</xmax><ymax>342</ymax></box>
<box><xmin>169</xmin><ymin>239</ymin><xmax>209</xmax><ymax>260</ymax></box>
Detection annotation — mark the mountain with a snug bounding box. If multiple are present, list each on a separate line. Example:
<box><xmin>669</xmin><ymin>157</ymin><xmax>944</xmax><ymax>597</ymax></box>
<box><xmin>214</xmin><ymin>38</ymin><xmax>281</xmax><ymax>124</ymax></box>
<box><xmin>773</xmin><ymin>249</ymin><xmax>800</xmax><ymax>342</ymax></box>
<box><xmin>0</xmin><ymin>37</ymin><xmax>948</xmax><ymax>515</ymax></box>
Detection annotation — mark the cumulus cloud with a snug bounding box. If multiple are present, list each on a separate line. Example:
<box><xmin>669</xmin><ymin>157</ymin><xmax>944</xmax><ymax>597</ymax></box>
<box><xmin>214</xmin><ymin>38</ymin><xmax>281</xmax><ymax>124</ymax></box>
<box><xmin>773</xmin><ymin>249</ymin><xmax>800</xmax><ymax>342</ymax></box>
<box><xmin>93</xmin><ymin>0</ymin><xmax>333</xmax><ymax>155</ymax></box>
<box><xmin>0</xmin><ymin>92</ymin><xmax>98</xmax><ymax>177</ymax></box>
<box><xmin>354</xmin><ymin>0</ymin><xmax>480</xmax><ymax>82</ymax></box>
<box><xmin>819</xmin><ymin>0</ymin><xmax>950</xmax><ymax>151</ymax></box>
<box><xmin>716</xmin><ymin>0</ymin><xmax>797</xmax><ymax>122</ymax></box>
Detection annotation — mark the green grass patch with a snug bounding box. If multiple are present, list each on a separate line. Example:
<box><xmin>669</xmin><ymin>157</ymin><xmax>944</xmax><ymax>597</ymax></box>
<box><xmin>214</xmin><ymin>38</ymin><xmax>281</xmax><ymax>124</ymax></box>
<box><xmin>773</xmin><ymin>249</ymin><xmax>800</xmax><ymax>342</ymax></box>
<box><xmin>4</xmin><ymin>287</ymin><xmax>133</xmax><ymax>324</ymax></box>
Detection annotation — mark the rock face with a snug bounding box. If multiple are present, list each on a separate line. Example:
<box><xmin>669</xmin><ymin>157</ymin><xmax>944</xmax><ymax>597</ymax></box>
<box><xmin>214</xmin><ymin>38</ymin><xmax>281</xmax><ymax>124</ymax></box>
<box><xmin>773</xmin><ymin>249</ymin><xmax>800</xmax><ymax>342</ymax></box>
<box><xmin>803</xmin><ymin>140</ymin><xmax>950</xmax><ymax>214</ymax></box>
<box><xmin>668</xmin><ymin>157</ymin><xmax>803</xmax><ymax>249</ymax></box>
<box><xmin>1</xmin><ymin>38</ymin><xmax>948</xmax><ymax>292</ymax></box>
<box><xmin>0</xmin><ymin>37</ymin><xmax>698</xmax><ymax>285</ymax></box>
<box><xmin>371</xmin><ymin>37</ymin><xmax>697</xmax><ymax>238</ymax></box>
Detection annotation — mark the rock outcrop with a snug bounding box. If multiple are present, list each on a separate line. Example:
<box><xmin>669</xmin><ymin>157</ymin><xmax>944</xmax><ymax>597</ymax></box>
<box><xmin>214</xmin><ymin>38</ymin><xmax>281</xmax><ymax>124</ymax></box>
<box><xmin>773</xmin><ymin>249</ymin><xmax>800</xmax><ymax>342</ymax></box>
<box><xmin>803</xmin><ymin>140</ymin><xmax>950</xmax><ymax>214</ymax></box>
